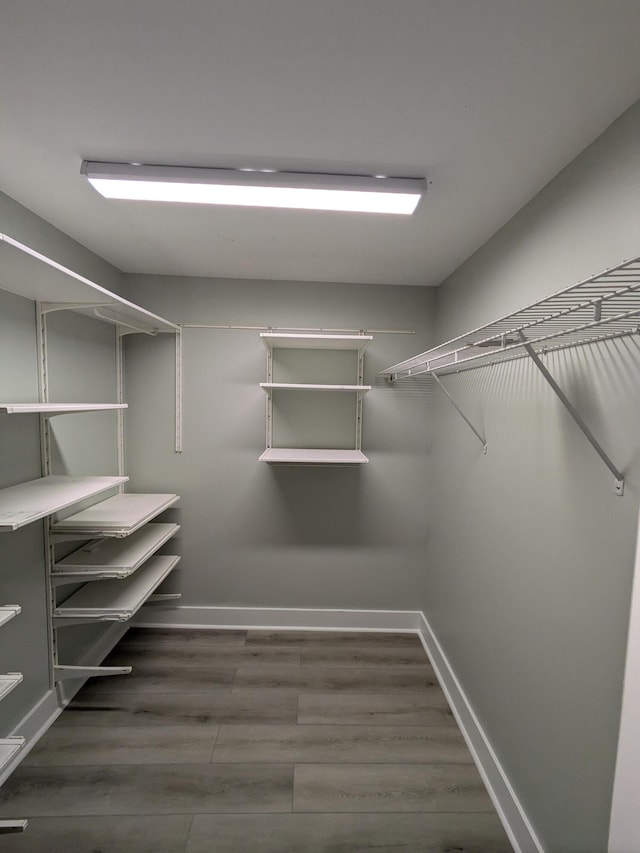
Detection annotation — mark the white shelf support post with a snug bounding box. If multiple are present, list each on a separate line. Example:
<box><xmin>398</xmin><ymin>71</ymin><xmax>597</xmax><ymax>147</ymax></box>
<box><xmin>355</xmin><ymin>337</ymin><xmax>365</xmax><ymax>453</ymax></box>
<box><xmin>175</xmin><ymin>327</ymin><xmax>183</xmax><ymax>453</ymax></box>
<box><xmin>517</xmin><ymin>331</ymin><xmax>624</xmax><ymax>496</ymax></box>
<box><xmin>265</xmin><ymin>332</ymin><xmax>273</xmax><ymax>450</ymax></box>
<box><xmin>115</xmin><ymin>327</ymin><xmax>126</xmax><ymax>487</ymax></box>
<box><xmin>430</xmin><ymin>373</ymin><xmax>487</xmax><ymax>454</ymax></box>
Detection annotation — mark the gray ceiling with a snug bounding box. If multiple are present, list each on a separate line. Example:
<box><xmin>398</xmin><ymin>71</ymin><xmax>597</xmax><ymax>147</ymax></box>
<box><xmin>1</xmin><ymin>1</ymin><xmax>640</xmax><ymax>286</ymax></box>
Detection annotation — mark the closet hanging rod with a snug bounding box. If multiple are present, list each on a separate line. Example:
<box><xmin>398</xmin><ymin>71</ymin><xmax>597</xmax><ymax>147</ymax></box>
<box><xmin>181</xmin><ymin>323</ymin><xmax>415</xmax><ymax>335</ymax></box>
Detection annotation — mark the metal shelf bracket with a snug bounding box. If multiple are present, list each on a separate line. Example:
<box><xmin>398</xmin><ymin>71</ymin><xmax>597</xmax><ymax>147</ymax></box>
<box><xmin>517</xmin><ymin>332</ymin><xmax>624</xmax><ymax>496</ymax></box>
<box><xmin>431</xmin><ymin>373</ymin><xmax>487</xmax><ymax>454</ymax></box>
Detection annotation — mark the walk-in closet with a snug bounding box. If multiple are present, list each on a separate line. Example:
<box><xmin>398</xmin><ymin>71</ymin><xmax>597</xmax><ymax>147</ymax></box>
<box><xmin>2</xmin><ymin>4</ymin><xmax>640</xmax><ymax>852</ymax></box>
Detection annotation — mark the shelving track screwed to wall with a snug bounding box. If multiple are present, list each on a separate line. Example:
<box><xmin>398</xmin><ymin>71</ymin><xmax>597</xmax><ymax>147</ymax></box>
<box><xmin>381</xmin><ymin>255</ymin><xmax>640</xmax><ymax>495</ymax></box>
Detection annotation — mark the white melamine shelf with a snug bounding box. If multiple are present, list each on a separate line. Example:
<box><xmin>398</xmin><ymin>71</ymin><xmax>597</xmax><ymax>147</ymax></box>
<box><xmin>51</xmin><ymin>493</ymin><xmax>180</xmax><ymax>538</ymax></box>
<box><xmin>0</xmin><ymin>233</ymin><xmax>178</xmax><ymax>334</ymax></box>
<box><xmin>0</xmin><ymin>403</ymin><xmax>127</xmax><ymax>416</ymax></box>
<box><xmin>261</xmin><ymin>333</ymin><xmax>372</xmax><ymax>351</ymax></box>
<box><xmin>0</xmin><ymin>820</ymin><xmax>28</xmax><ymax>835</ymax></box>
<box><xmin>0</xmin><ymin>738</ymin><xmax>25</xmax><ymax>773</ymax></box>
<box><xmin>0</xmin><ymin>606</ymin><xmax>20</xmax><ymax>628</ymax></box>
<box><xmin>260</xmin><ymin>383</ymin><xmax>371</xmax><ymax>393</ymax></box>
<box><xmin>260</xmin><ymin>448</ymin><xmax>369</xmax><ymax>464</ymax></box>
<box><xmin>53</xmin><ymin>522</ymin><xmax>181</xmax><ymax>581</ymax></box>
<box><xmin>54</xmin><ymin>555</ymin><xmax>180</xmax><ymax>622</ymax></box>
<box><xmin>0</xmin><ymin>476</ymin><xmax>128</xmax><ymax>532</ymax></box>
<box><xmin>0</xmin><ymin>674</ymin><xmax>23</xmax><ymax>702</ymax></box>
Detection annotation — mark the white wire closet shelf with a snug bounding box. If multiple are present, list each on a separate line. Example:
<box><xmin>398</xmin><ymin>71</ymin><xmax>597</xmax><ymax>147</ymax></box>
<box><xmin>51</xmin><ymin>493</ymin><xmax>180</xmax><ymax>538</ymax></box>
<box><xmin>0</xmin><ymin>234</ymin><xmax>178</xmax><ymax>335</ymax></box>
<box><xmin>260</xmin><ymin>448</ymin><xmax>369</xmax><ymax>464</ymax></box>
<box><xmin>261</xmin><ymin>333</ymin><xmax>373</xmax><ymax>351</ymax></box>
<box><xmin>53</xmin><ymin>522</ymin><xmax>181</xmax><ymax>581</ymax></box>
<box><xmin>0</xmin><ymin>403</ymin><xmax>127</xmax><ymax>415</ymax></box>
<box><xmin>0</xmin><ymin>674</ymin><xmax>23</xmax><ymax>702</ymax></box>
<box><xmin>381</xmin><ymin>255</ymin><xmax>640</xmax><ymax>378</ymax></box>
<box><xmin>53</xmin><ymin>555</ymin><xmax>180</xmax><ymax>622</ymax></box>
<box><xmin>0</xmin><ymin>606</ymin><xmax>20</xmax><ymax>628</ymax></box>
<box><xmin>0</xmin><ymin>476</ymin><xmax>128</xmax><ymax>532</ymax></box>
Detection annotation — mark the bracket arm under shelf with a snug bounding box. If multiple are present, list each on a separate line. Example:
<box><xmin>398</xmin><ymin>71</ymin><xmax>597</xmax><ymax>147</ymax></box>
<box><xmin>430</xmin><ymin>373</ymin><xmax>487</xmax><ymax>454</ymax></box>
<box><xmin>517</xmin><ymin>331</ymin><xmax>624</xmax><ymax>496</ymax></box>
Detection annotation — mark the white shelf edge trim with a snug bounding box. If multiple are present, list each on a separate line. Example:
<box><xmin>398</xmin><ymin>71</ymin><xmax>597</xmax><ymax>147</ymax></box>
<box><xmin>0</xmin><ymin>233</ymin><xmax>178</xmax><ymax>334</ymax></box>
<box><xmin>260</xmin><ymin>448</ymin><xmax>369</xmax><ymax>464</ymax></box>
<box><xmin>261</xmin><ymin>332</ymin><xmax>372</xmax><ymax>351</ymax></box>
<box><xmin>0</xmin><ymin>605</ymin><xmax>21</xmax><ymax>627</ymax></box>
<box><xmin>51</xmin><ymin>494</ymin><xmax>180</xmax><ymax>538</ymax></box>
<box><xmin>0</xmin><ymin>673</ymin><xmax>23</xmax><ymax>701</ymax></box>
<box><xmin>0</xmin><ymin>476</ymin><xmax>128</xmax><ymax>532</ymax></box>
<box><xmin>0</xmin><ymin>402</ymin><xmax>127</xmax><ymax>415</ymax></box>
<box><xmin>54</xmin><ymin>555</ymin><xmax>180</xmax><ymax>622</ymax></box>
<box><xmin>260</xmin><ymin>383</ymin><xmax>371</xmax><ymax>392</ymax></box>
<box><xmin>53</xmin><ymin>522</ymin><xmax>181</xmax><ymax>581</ymax></box>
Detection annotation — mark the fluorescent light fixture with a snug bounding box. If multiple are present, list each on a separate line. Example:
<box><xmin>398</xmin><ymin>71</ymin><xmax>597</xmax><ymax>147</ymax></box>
<box><xmin>81</xmin><ymin>162</ymin><xmax>426</xmax><ymax>215</ymax></box>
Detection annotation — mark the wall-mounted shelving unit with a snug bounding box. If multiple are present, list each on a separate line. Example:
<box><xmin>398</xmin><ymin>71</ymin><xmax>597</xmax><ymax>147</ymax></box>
<box><xmin>0</xmin><ymin>403</ymin><xmax>127</xmax><ymax>416</ymax></box>
<box><xmin>260</xmin><ymin>332</ymin><xmax>372</xmax><ymax>465</ymax></box>
<box><xmin>0</xmin><ymin>234</ymin><xmax>178</xmax><ymax>335</ymax></box>
<box><xmin>0</xmin><ymin>476</ymin><xmax>129</xmax><ymax>532</ymax></box>
<box><xmin>51</xmin><ymin>493</ymin><xmax>180</xmax><ymax>538</ymax></box>
<box><xmin>52</xmin><ymin>522</ymin><xmax>180</xmax><ymax>582</ymax></box>
<box><xmin>53</xmin><ymin>555</ymin><xmax>180</xmax><ymax>624</ymax></box>
<box><xmin>382</xmin><ymin>254</ymin><xmax>640</xmax><ymax>494</ymax></box>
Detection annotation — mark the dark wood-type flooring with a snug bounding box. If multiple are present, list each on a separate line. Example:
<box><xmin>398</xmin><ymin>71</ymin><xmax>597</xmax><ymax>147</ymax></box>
<box><xmin>0</xmin><ymin>628</ymin><xmax>514</xmax><ymax>851</ymax></box>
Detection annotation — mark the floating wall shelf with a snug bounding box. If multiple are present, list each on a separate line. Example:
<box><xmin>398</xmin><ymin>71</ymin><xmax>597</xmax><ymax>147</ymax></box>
<box><xmin>0</xmin><ymin>738</ymin><xmax>25</xmax><ymax>775</ymax></box>
<box><xmin>260</xmin><ymin>383</ymin><xmax>371</xmax><ymax>393</ymax></box>
<box><xmin>51</xmin><ymin>493</ymin><xmax>180</xmax><ymax>538</ymax></box>
<box><xmin>53</xmin><ymin>555</ymin><xmax>180</xmax><ymax>623</ymax></box>
<box><xmin>0</xmin><ymin>234</ymin><xmax>178</xmax><ymax>335</ymax></box>
<box><xmin>261</xmin><ymin>333</ymin><xmax>372</xmax><ymax>351</ymax></box>
<box><xmin>0</xmin><ymin>820</ymin><xmax>28</xmax><ymax>835</ymax></box>
<box><xmin>0</xmin><ymin>476</ymin><xmax>128</xmax><ymax>532</ymax></box>
<box><xmin>259</xmin><ymin>448</ymin><xmax>369</xmax><ymax>465</ymax></box>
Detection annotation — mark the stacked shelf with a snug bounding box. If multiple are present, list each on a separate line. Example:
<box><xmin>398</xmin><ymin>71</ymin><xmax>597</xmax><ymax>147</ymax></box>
<box><xmin>0</xmin><ymin>820</ymin><xmax>28</xmax><ymax>835</ymax></box>
<box><xmin>260</xmin><ymin>333</ymin><xmax>372</xmax><ymax>465</ymax></box>
<box><xmin>0</xmin><ymin>674</ymin><xmax>23</xmax><ymax>702</ymax></box>
<box><xmin>0</xmin><ymin>476</ymin><xmax>128</xmax><ymax>532</ymax></box>
<box><xmin>0</xmin><ymin>403</ymin><xmax>127</xmax><ymax>416</ymax></box>
<box><xmin>54</xmin><ymin>556</ymin><xmax>180</xmax><ymax>622</ymax></box>
<box><xmin>53</xmin><ymin>522</ymin><xmax>180</xmax><ymax>582</ymax></box>
<box><xmin>51</xmin><ymin>493</ymin><xmax>180</xmax><ymax>538</ymax></box>
<box><xmin>0</xmin><ymin>606</ymin><xmax>20</xmax><ymax>628</ymax></box>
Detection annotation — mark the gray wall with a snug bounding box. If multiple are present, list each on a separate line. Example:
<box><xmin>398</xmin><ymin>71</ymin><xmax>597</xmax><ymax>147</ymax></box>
<box><xmin>0</xmin><ymin>192</ymin><xmax>124</xmax><ymax>734</ymax></box>
<box><xmin>427</xmin><ymin>100</ymin><xmax>640</xmax><ymax>851</ymax></box>
<box><xmin>123</xmin><ymin>276</ymin><xmax>434</xmax><ymax>611</ymax></box>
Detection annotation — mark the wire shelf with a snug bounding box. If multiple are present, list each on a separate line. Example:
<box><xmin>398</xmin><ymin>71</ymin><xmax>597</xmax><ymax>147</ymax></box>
<box><xmin>381</xmin><ymin>256</ymin><xmax>640</xmax><ymax>377</ymax></box>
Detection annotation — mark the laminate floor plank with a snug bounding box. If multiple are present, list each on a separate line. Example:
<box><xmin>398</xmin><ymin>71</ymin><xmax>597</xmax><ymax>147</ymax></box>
<box><xmin>186</xmin><ymin>812</ymin><xmax>514</xmax><ymax>853</ymax></box>
<box><xmin>0</xmin><ymin>764</ymin><xmax>294</xmax><ymax>816</ymax></box>
<box><xmin>234</xmin><ymin>664</ymin><xmax>439</xmax><ymax>693</ymax></box>
<box><xmin>113</xmin><ymin>644</ymin><xmax>302</xmax><ymax>666</ymax></box>
<box><xmin>298</xmin><ymin>690</ymin><xmax>456</xmax><ymax>725</ymax></box>
<box><xmin>96</xmin><ymin>656</ymin><xmax>238</xmax><ymax>694</ymax></box>
<box><xmin>123</xmin><ymin>627</ymin><xmax>248</xmax><ymax>647</ymax></box>
<box><xmin>246</xmin><ymin>630</ymin><xmax>422</xmax><ymax>647</ymax></box>
<box><xmin>57</xmin><ymin>689</ymin><xmax>298</xmax><ymax>727</ymax></box>
<box><xmin>24</xmin><ymin>725</ymin><xmax>218</xmax><ymax>765</ymax></box>
<box><xmin>212</xmin><ymin>724</ymin><xmax>473</xmax><ymax>764</ymax></box>
<box><xmin>294</xmin><ymin>763</ymin><xmax>495</xmax><ymax>813</ymax></box>
<box><xmin>0</xmin><ymin>815</ymin><xmax>193</xmax><ymax>853</ymax></box>
<box><xmin>300</xmin><ymin>644</ymin><xmax>429</xmax><ymax>666</ymax></box>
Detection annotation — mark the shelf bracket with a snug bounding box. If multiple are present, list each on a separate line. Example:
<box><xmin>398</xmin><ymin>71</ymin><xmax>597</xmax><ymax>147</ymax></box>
<box><xmin>144</xmin><ymin>593</ymin><xmax>182</xmax><ymax>607</ymax></box>
<box><xmin>431</xmin><ymin>373</ymin><xmax>487</xmax><ymax>454</ymax></box>
<box><xmin>0</xmin><ymin>820</ymin><xmax>28</xmax><ymax>834</ymax></box>
<box><xmin>517</xmin><ymin>331</ymin><xmax>624</xmax><ymax>496</ymax></box>
<box><xmin>54</xmin><ymin>665</ymin><xmax>132</xmax><ymax>681</ymax></box>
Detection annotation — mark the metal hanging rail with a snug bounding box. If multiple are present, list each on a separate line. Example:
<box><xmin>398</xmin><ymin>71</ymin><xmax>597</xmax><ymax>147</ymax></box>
<box><xmin>380</xmin><ymin>255</ymin><xmax>640</xmax><ymax>496</ymax></box>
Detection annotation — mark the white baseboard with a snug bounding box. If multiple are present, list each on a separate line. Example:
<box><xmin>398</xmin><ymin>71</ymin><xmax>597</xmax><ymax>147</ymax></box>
<box><xmin>133</xmin><ymin>605</ymin><xmax>423</xmax><ymax>631</ymax></box>
<box><xmin>133</xmin><ymin>604</ymin><xmax>543</xmax><ymax>852</ymax></box>
<box><xmin>416</xmin><ymin>612</ymin><xmax>545</xmax><ymax>853</ymax></box>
